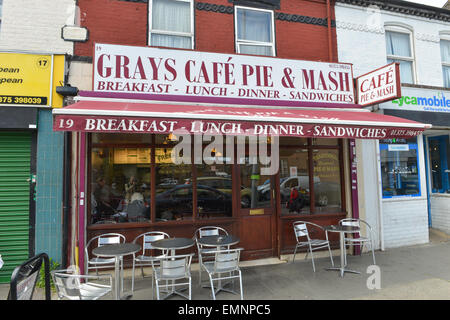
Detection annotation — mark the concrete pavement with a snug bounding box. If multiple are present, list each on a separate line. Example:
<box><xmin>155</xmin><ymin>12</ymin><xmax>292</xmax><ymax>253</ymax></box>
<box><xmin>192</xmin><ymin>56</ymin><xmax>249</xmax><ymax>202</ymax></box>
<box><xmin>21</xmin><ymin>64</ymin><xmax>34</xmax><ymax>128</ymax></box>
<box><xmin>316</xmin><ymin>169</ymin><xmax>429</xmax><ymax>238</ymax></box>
<box><xmin>1</xmin><ymin>232</ymin><xmax>449</xmax><ymax>300</ymax></box>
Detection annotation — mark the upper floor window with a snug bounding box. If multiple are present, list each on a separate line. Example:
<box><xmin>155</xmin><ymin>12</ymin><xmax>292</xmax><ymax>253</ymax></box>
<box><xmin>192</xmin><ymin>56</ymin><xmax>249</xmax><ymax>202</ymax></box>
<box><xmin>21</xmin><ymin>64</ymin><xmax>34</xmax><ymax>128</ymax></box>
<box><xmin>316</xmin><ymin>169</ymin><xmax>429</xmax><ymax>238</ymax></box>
<box><xmin>235</xmin><ymin>6</ymin><xmax>275</xmax><ymax>56</ymax></box>
<box><xmin>0</xmin><ymin>0</ymin><xmax>3</xmax><ymax>31</ymax></box>
<box><xmin>440</xmin><ymin>39</ymin><xmax>450</xmax><ymax>88</ymax></box>
<box><xmin>149</xmin><ymin>0</ymin><xmax>194</xmax><ymax>50</ymax></box>
<box><xmin>385</xmin><ymin>28</ymin><xmax>415</xmax><ymax>84</ymax></box>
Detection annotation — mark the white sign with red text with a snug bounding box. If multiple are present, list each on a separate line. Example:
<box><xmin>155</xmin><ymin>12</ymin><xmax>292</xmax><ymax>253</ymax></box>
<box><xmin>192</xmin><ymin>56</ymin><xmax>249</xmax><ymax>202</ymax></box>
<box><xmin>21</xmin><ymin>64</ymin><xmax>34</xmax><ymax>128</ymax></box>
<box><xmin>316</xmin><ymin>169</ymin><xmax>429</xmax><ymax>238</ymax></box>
<box><xmin>356</xmin><ymin>63</ymin><xmax>401</xmax><ymax>106</ymax></box>
<box><xmin>93</xmin><ymin>43</ymin><xmax>356</xmax><ymax>105</ymax></box>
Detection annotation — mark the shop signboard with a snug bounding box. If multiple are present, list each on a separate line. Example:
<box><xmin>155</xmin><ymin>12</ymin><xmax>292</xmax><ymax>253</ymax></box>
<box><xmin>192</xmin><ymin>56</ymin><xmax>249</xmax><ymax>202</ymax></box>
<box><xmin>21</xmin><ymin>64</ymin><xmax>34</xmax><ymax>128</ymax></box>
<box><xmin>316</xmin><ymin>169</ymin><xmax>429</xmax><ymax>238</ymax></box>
<box><xmin>93</xmin><ymin>43</ymin><xmax>356</xmax><ymax>106</ymax></box>
<box><xmin>0</xmin><ymin>52</ymin><xmax>65</xmax><ymax>108</ymax></box>
<box><xmin>380</xmin><ymin>86</ymin><xmax>450</xmax><ymax>113</ymax></box>
<box><xmin>355</xmin><ymin>63</ymin><xmax>401</xmax><ymax>106</ymax></box>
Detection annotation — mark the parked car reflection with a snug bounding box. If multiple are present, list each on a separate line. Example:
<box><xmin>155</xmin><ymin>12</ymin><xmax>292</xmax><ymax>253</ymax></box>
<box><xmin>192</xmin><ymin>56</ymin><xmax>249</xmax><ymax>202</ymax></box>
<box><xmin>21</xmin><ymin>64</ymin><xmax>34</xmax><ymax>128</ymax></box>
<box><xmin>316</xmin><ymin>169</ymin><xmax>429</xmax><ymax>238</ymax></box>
<box><xmin>154</xmin><ymin>184</ymin><xmax>233</xmax><ymax>221</ymax></box>
<box><xmin>273</xmin><ymin>176</ymin><xmax>341</xmax><ymax>209</ymax></box>
<box><xmin>185</xmin><ymin>176</ymin><xmax>253</xmax><ymax>208</ymax></box>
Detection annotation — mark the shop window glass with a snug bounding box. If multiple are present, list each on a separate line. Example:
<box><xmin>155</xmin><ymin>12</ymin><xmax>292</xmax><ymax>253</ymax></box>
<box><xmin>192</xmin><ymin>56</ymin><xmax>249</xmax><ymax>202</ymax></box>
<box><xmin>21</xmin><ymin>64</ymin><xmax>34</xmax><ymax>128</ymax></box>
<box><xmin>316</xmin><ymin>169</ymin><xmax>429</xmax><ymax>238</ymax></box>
<box><xmin>279</xmin><ymin>137</ymin><xmax>308</xmax><ymax>146</ymax></box>
<box><xmin>149</xmin><ymin>0</ymin><xmax>193</xmax><ymax>49</ymax></box>
<box><xmin>155</xmin><ymin>147</ymin><xmax>193</xmax><ymax>221</ymax></box>
<box><xmin>91</xmin><ymin>146</ymin><xmax>151</xmax><ymax>224</ymax></box>
<box><xmin>313</xmin><ymin>149</ymin><xmax>342</xmax><ymax>213</ymax></box>
<box><xmin>240</xmin><ymin>162</ymin><xmax>271</xmax><ymax>209</ymax></box>
<box><xmin>385</xmin><ymin>30</ymin><xmax>414</xmax><ymax>84</ymax></box>
<box><xmin>380</xmin><ymin>138</ymin><xmax>421</xmax><ymax>198</ymax></box>
<box><xmin>429</xmin><ymin>136</ymin><xmax>450</xmax><ymax>194</ymax></box>
<box><xmin>235</xmin><ymin>6</ymin><xmax>275</xmax><ymax>56</ymax></box>
<box><xmin>312</xmin><ymin>138</ymin><xmax>339</xmax><ymax>146</ymax></box>
<box><xmin>194</xmin><ymin>163</ymin><xmax>233</xmax><ymax>219</ymax></box>
<box><xmin>0</xmin><ymin>0</ymin><xmax>3</xmax><ymax>30</ymax></box>
<box><xmin>279</xmin><ymin>148</ymin><xmax>310</xmax><ymax>215</ymax></box>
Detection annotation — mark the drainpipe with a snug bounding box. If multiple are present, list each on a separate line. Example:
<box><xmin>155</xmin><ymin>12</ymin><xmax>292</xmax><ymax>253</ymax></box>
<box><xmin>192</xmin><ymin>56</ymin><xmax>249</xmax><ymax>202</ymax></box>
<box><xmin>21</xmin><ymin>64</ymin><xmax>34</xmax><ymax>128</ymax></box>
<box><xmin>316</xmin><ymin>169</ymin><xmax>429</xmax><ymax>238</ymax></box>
<box><xmin>327</xmin><ymin>0</ymin><xmax>333</xmax><ymax>61</ymax></box>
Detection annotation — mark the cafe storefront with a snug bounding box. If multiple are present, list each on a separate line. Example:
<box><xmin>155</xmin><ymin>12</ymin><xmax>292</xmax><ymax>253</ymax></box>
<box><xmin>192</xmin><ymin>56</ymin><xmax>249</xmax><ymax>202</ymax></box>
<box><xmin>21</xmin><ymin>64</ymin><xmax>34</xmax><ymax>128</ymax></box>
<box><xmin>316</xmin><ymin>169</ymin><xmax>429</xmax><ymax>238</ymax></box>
<box><xmin>53</xmin><ymin>44</ymin><xmax>430</xmax><ymax>270</ymax></box>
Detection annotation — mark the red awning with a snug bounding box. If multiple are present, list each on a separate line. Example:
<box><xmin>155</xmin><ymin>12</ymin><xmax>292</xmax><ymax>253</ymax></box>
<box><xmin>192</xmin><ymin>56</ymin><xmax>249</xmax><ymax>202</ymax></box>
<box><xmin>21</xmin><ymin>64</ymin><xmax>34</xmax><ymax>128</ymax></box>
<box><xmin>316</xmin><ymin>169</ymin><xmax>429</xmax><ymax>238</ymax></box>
<box><xmin>53</xmin><ymin>100</ymin><xmax>431</xmax><ymax>139</ymax></box>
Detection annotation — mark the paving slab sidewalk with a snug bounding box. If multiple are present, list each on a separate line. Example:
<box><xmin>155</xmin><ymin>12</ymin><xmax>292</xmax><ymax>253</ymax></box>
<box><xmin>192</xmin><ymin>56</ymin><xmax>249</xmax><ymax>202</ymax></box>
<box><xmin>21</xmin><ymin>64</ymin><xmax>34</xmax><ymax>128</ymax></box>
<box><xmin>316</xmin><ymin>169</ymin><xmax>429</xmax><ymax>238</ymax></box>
<box><xmin>0</xmin><ymin>238</ymin><xmax>449</xmax><ymax>300</ymax></box>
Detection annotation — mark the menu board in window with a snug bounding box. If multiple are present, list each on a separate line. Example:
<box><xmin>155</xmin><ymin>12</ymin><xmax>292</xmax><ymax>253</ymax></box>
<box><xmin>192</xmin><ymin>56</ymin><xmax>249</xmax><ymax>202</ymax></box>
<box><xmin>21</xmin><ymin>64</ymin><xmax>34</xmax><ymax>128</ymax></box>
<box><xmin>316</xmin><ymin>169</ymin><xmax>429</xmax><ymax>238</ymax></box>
<box><xmin>113</xmin><ymin>148</ymin><xmax>150</xmax><ymax>164</ymax></box>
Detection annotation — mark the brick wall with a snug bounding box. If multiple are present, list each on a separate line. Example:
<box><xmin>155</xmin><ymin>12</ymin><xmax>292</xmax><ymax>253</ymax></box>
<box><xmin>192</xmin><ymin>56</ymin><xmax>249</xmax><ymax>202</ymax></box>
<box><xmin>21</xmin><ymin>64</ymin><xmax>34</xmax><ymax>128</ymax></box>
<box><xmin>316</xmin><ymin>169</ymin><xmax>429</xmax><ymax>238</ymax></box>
<box><xmin>75</xmin><ymin>0</ymin><xmax>148</xmax><ymax>57</ymax></box>
<box><xmin>75</xmin><ymin>0</ymin><xmax>337</xmax><ymax>61</ymax></box>
<box><xmin>0</xmin><ymin>0</ymin><xmax>75</xmax><ymax>54</ymax></box>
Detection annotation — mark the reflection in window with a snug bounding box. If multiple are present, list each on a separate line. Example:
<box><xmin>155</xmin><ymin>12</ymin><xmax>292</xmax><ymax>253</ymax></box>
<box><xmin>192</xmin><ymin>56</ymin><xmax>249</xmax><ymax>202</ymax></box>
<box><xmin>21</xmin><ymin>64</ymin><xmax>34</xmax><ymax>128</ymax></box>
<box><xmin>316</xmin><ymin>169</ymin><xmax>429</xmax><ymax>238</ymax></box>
<box><xmin>195</xmin><ymin>163</ymin><xmax>233</xmax><ymax>219</ymax></box>
<box><xmin>429</xmin><ymin>136</ymin><xmax>450</xmax><ymax>193</ymax></box>
<box><xmin>313</xmin><ymin>149</ymin><xmax>342</xmax><ymax>213</ymax></box>
<box><xmin>380</xmin><ymin>138</ymin><xmax>420</xmax><ymax>198</ymax></box>
<box><xmin>279</xmin><ymin>148</ymin><xmax>310</xmax><ymax>215</ymax></box>
<box><xmin>155</xmin><ymin>147</ymin><xmax>192</xmax><ymax>221</ymax></box>
<box><xmin>91</xmin><ymin>146</ymin><xmax>151</xmax><ymax>224</ymax></box>
<box><xmin>240</xmin><ymin>162</ymin><xmax>271</xmax><ymax>209</ymax></box>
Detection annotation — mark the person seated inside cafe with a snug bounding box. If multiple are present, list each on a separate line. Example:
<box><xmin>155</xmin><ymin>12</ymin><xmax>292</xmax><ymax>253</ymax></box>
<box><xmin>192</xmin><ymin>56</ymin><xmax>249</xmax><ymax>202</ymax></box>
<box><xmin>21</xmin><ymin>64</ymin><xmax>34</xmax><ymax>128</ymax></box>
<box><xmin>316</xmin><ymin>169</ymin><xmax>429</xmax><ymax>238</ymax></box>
<box><xmin>287</xmin><ymin>187</ymin><xmax>305</xmax><ymax>213</ymax></box>
<box><xmin>93</xmin><ymin>177</ymin><xmax>116</xmax><ymax>219</ymax></box>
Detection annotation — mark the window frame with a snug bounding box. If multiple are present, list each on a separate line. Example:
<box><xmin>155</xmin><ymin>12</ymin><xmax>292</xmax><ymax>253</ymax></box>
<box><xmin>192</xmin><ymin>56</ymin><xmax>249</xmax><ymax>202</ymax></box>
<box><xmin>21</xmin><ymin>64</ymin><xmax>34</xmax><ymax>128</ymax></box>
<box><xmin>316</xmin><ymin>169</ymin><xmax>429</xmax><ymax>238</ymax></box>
<box><xmin>427</xmin><ymin>135</ymin><xmax>450</xmax><ymax>194</ymax></box>
<box><xmin>148</xmin><ymin>0</ymin><xmax>195</xmax><ymax>50</ymax></box>
<box><xmin>88</xmin><ymin>133</ymin><xmax>237</xmax><ymax>226</ymax></box>
<box><xmin>379</xmin><ymin>137</ymin><xmax>422</xmax><ymax>199</ymax></box>
<box><xmin>234</xmin><ymin>5</ymin><xmax>276</xmax><ymax>57</ymax></box>
<box><xmin>276</xmin><ymin>138</ymin><xmax>345</xmax><ymax>216</ymax></box>
<box><xmin>439</xmin><ymin>34</ymin><xmax>450</xmax><ymax>88</ymax></box>
<box><xmin>385</xmin><ymin>25</ymin><xmax>416</xmax><ymax>84</ymax></box>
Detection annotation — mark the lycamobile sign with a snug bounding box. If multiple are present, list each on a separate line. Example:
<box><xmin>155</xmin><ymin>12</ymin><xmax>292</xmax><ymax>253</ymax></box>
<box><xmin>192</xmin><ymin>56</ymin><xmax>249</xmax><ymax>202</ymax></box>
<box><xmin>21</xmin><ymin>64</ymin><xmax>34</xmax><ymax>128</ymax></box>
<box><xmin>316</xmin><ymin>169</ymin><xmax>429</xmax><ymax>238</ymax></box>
<box><xmin>380</xmin><ymin>86</ymin><xmax>450</xmax><ymax>113</ymax></box>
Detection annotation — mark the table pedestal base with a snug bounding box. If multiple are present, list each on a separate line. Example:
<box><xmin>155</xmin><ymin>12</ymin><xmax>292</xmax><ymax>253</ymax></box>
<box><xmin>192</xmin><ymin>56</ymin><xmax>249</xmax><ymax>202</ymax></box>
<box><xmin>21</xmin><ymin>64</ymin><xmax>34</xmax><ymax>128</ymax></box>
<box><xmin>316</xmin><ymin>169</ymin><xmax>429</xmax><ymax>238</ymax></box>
<box><xmin>325</xmin><ymin>267</ymin><xmax>361</xmax><ymax>278</ymax></box>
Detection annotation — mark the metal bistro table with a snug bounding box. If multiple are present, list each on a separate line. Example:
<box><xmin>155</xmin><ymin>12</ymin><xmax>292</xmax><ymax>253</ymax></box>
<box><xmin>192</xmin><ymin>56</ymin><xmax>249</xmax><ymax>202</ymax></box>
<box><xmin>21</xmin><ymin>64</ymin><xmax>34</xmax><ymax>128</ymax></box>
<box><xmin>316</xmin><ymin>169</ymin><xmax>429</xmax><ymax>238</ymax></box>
<box><xmin>92</xmin><ymin>242</ymin><xmax>141</xmax><ymax>300</ymax></box>
<box><xmin>151</xmin><ymin>237</ymin><xmax>195</xmax><ymax>256</ymax></box>
<box><xmin>197</xmin><ymin>234</ymin><xmax>240</xmax><ymax>295</ymax></box>
<box><xmin>196</xmin><ymin>234</ymin><xmax>240</xmax><ymax>249</ymax></box>
<box><xmin>324</xmin><ymin>225</ymin><xmax>361</xmax><ymax>278</ymax></box>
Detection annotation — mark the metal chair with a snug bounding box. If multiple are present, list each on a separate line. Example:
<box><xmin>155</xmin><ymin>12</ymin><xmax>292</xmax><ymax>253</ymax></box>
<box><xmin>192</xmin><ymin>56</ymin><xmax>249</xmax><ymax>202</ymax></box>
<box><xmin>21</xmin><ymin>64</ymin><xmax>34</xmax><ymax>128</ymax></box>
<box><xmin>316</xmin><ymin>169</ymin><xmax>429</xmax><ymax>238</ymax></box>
<box><xmin>131</xmin><ymin>231</ymin><xmax>170</xmax><ymax>293</ymax></box>
<box><xmin>292</xmin><ymin>221</ymin><xmax>334</xmax><ymax>272</ymax></box>
<box><xmin>85</xmin><ymin>232</ymin><xmax>126</xmax><ymax>293</ymax></box>
<box><xmin>151</xmin><ymin>253</ymin><xmax>194</xmax><ymax>300</ymax></box>
<box><xmin>202</xmin><ymin>248</ymin><xmax>244</xmax><ymax>300</ymax></box>
<box><xmin>52</xmin><ymin>269</ymin><xmax>113</xmax><ymax>300</ymax></box>
<box><xmin>193</xmin><ymin>226</ymin><xmax>229</xmax><ymax>286</ymax></box>
<box><xmin>339</xmin><ymin>218</ymin><xmax>376</xmax><ymax>265</ymax></box>
<box><xmin>85</xmin><ymin>233</ymin><xmax>126</xmax><ymax>275</ymax></box>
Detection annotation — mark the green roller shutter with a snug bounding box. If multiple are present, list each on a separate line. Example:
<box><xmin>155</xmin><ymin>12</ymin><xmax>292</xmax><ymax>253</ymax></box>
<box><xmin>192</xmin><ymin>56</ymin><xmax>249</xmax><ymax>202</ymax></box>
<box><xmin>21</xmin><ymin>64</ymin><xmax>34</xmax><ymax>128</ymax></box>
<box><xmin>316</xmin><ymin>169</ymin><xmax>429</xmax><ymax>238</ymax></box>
<box><xmin>0</xmin><ymin>132</ymin><xmax>32</xmax><ymax>283</ymax></box>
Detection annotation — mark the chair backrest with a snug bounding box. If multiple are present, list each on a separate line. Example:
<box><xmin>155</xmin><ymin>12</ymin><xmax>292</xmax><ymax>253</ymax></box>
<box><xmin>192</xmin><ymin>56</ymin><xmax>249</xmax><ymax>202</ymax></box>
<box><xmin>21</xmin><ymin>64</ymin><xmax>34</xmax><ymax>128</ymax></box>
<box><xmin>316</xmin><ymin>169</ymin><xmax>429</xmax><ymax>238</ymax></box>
<box><xmin>52</xmin><ymin>270</ymin><xmax>83</xmax><ymax>300</ymax></box>
<box><xmin>52</xmin><ymin>270</ymin><xmax>111</xmax><ymax>300</ymax></box>
<box><xmin>195</xmin><ymin>226</ymin><xmax>229</xmax><ymax>239</ymax></box>
<box><xmin>85</xmin><ymin>233</ymin><xmax>126</xmax><ymax>260</ymax></box>
<box><xmin>213</xmin><ymin>248</ymin><xmax>242</xmax><ymax>273</ymax></box>
<box><xmin>158</xmin><ymin>254</ymin><xmax>193</xmax><ymax>279</ymax></box>
<box><xmin>340</xmin><ymin>219</ymin><xmax>360</xmax><ymax>228</ymax></box>
<box><xmin>98</xmin><ymin>233</ymin><xmax>125</xmax><ymax>247</ymax></box>
<box><xmin>339</xmin><ymin>218</ymin><xmax>373</xmax><ymax>236</ymax></box>
<box><xmin>133</xmin><ymin>231</ymin><xmax>170</xmax><ymax>255</ymax></box>
<box><xmin>293</xmin><ymin>222</ymin><xmax>310</xmax><ymax>240</ymax></box>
